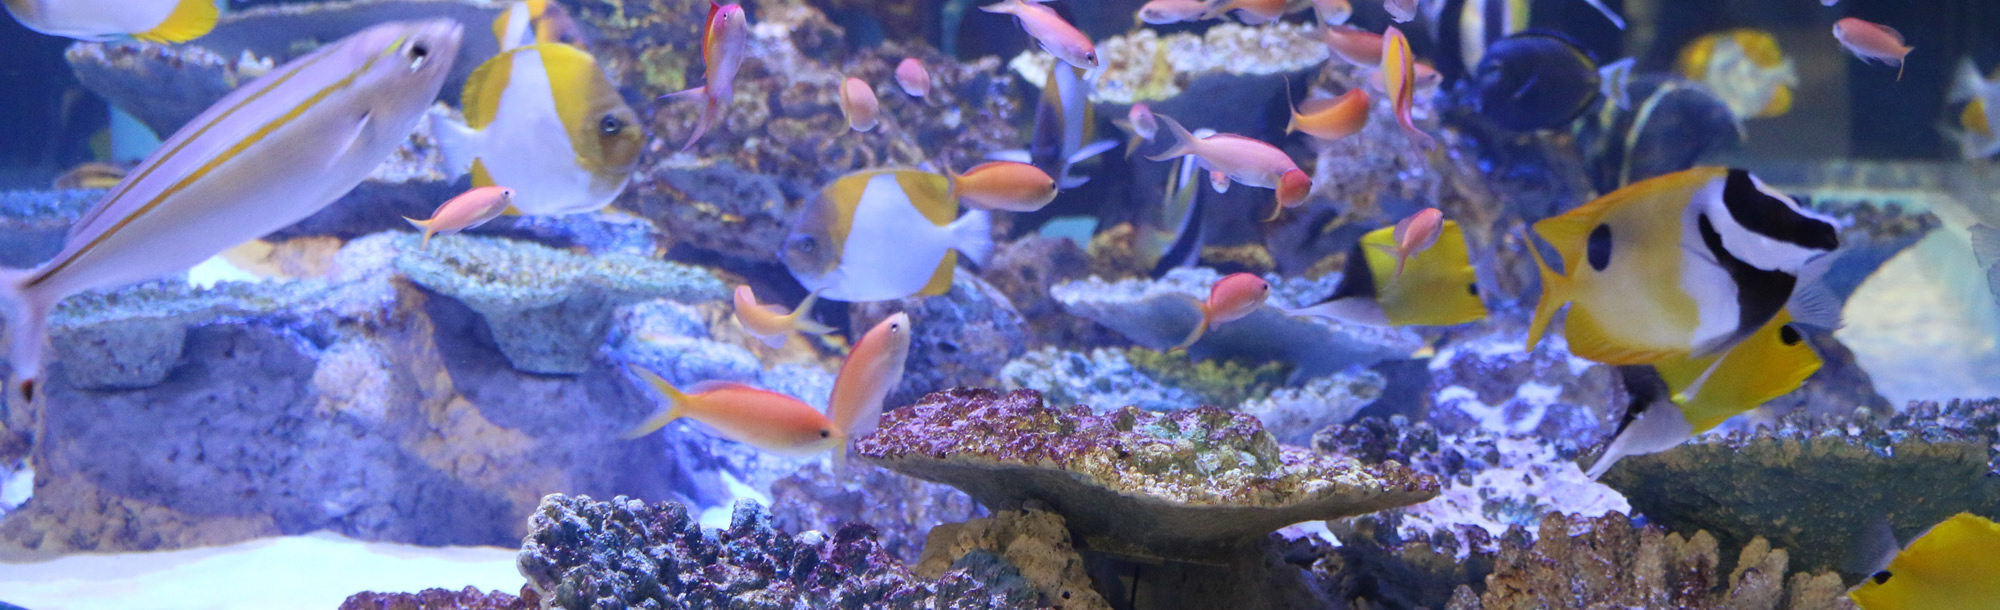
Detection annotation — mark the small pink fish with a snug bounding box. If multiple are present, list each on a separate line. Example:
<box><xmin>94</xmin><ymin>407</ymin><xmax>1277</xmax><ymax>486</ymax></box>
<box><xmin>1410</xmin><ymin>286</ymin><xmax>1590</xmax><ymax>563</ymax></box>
<box><xmin>1210</xmin><ymin>170</ymin><xmax>1231</xmax><ymax>193</ymax></box>
<box><xmin>1323</xmin><ymin>25</ymin><xmax>1384</xmax><ymax>67</ymax></box>
<box><xmin>1113</xmin><ymin>102</ymin><xmax>1159</xmax><ymax>159</ymax></box>
<box><xmin>1382</xmin><ymin>26</ymin><xmax>1435</xmax><ymax>150</ymax></box>
<box><xmin>404</xmin><ymin>185</ymin><xmax>514</xmax><ymax>249</ymax></box>
<box><xmin>1171</xmin><ymin>272</ymin><xmax>1270</xmax><ymax>350</ymax></box>
<box><xmin>733</xmin><ymin>285</ymin><xmax>834</xmax><ymax>349</ymax></box>
<box><xmin>1379</xmin><ymin>208</ymin><xmax>1443</xmax><ymax>280</ymax></box>
<box><xmin>828</xmin><ymin>312</ymin><xmax>912</xmax><ymax>443</ymax></box>
<box><xmin>662</xmin><ymin>2</ymin><xmax>750</xmax><ymax>151</ymax></box>
<box><xmin>839</xmin><ymin>77</ymin><xmax>880</xmax><ymax>132</ymax></box>
<box><xmin>1834</xmin><ymin>17</ymin><xmax>1913</xmax><ymax>81</ymax></box>
<box><xmin>895</xmin><ymin>58</ymin><xmax>931</xmax><ymax>97</ymax></box>
<box><xmin>1147</xmin><ymin>113</ymin><xmax>1310</xmax><ymax>220</ymax></box>
<box><xmin>1136</xmin><ymin>0</ymin><xmax>1210</xmax><ymax>24</ymax></box>
<box><xmin>980</xmin><ymin>0</ymin><xmax>1098</xmax><ymax>70</ymax></box>
<box><xmin>1366</xmin><ymin>60</ymin><xmax>1441</xmax><ymax>94</ymax></box>
<box><xmin>1312</xmin><ymin>0</ymin><xmax>1352</xmax><ymax>24</ymax></box>
<box><xmin>1201</xmin><ymin>0</ymin><xmax>1285</xmax><ymax>25</ymax></box>
<box><xmin>1383</xmin><ymin>0</ymin><xmax>1416</xmax><ymax>22</ymax></box>
<box><xmin>623</xmin><ymin>368</ymin><xmax>843</xmax><ymax>457</ymax></box>
<box><xmin>948</xmin><ymin>161</ymin><xmax>1058</xmax><ymax>212</ymax></box>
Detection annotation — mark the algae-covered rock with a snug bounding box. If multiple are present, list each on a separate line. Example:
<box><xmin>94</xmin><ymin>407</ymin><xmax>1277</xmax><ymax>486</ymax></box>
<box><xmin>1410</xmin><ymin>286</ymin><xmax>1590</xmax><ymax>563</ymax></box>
<box><xmin>395</xmin><ymin>234</ymin><xmax>726</xmax><ymax>374</ymax></box>
<box><xmin>1000</xmin><ymin>347</ymin><xmax>1290</xmax><ymax>413</ymax></box>
<box><xmin>339</xmin><ymin>586</ymin><xmax>528</xmax><ymax>610</ymax></box>
<box><xmin>0</xmin><ymin>189</ymin><xmax>99</xmax><ymax>268</ymax></box>
<box><xmin>1599</xmin><ymin>399</ymin><xmax>2000</xmax><ymax>577</ymax></box>
<box><xmin>769</xmin><ymin>462</ymin><xmax>986</xmax><ymax>566</ymax></box>
<box><xmin>1426</xmin><ymin>332</ymin><xmax>1622</xmax><ymax>442</ymax></box>
<box><xmin>915</xmin><ymin>509</ymin><xmax>1110</xmax><ymax>610</ymax></box>
<box><xmin>855</xmin><ymin>388</ymin><xmax>1439</xmax><ymax>562</ymax></box>
<box><xmin>1007</xmin><ymin>23</ymin><xmax>1327</xmax><ymax>105</ymax></box>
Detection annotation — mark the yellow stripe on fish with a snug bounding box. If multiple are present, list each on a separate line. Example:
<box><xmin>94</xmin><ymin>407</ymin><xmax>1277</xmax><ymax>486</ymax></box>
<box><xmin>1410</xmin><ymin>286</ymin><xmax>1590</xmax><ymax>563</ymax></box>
<box><xmin>1851</xmin><ymin>513</ymin><xmax>2000</xmax><ymax>610</ymax></box>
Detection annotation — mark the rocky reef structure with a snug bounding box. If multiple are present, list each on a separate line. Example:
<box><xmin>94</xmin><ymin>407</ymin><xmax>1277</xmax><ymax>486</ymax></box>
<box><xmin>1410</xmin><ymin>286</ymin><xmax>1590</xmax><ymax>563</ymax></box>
<box><xmin>854</xmin><ymin>388</ymin><xmax>1439</xmax><ymax>562</ymax></box>
<box><xmin>1424</xmin><ymin>332</ymin><xmax>1622</xmax><ymax>442</ymax></box>
<box><xmin>340</xmin><ymin>586</ymin><xmax>527</xmax><ymax>610</ymax></box>
<box><xmin>768</xmin><ymin>462</ymin><xmax>986</xmax><ymax>566</ymax></box>
<box><xmin>914</xmin><ymin>508</ymin><xmax>1110</xmax><ymax>610</ymax></box>
<box><xmin>1006</xmin><ymin>22</ymin><xmax>1327</xmax><ymax>105</ymax></box>
<box><xmin>0</xmin><ymin>189</ymin><xmax>98</xmax><ymax>268</ymax></box>
<box><xmin>1599</xmin><ymin>399</ymin><xmax>2000</xmax><ymax>576</ymax></box>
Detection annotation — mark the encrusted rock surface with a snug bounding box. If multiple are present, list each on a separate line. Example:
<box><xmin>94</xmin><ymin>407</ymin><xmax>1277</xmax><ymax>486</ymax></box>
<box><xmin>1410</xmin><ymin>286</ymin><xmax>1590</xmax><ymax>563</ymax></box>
<box><xmin>850</xmin><ymin>274</ymin><xmax>1030</xmax><ymax>410</ymax></box>
<box><xmin>1007</xmin><ymin>23</ymin><xmax>1328</xmax><ymax>105</ymax></box>
<box><xmin>1053</xmin><ymin>268</ymin><xmax>1422</xmax><ymax>378</ymax></box>
<box><xmin>516</xmin><ymin>494</ymin><xmax>1033</xmax><ymax>609</ymax></box>
<box><xmin>1600</xmin><ymin>399</ymin><xmax>2000</xmax><ymax>576</ymax></box>
<box><xmin>769</xmin><ymin>462</ymin><xmax>986</xmax><ymax>566</ymax></box>
<box><xmin>396</xmin><ymin>234</ymin><xmax>725</xmax><ymax>374</ymax></box>
<box><xmin>338</xmin><ymin>586</ymin><xmax>529</xmax><ymax>610</ymax></box>
<box><xmin>915</xmin><ymin>508</ymin><xmax>1110</xmax><ymax>610</ymax></box>
<box><xmin>1000</xmin><ymin>346</ymin><xmax>1290</xmax><ymax>413</ymax></box>
<box><xmin>0</xmin><ymin>189</ymin><xmax>98</xmax><ymax>268</ymax></box>
<box><xmin>855</xmin><ymin>388</ymin><xmax>1439</xmax><ymax>562</ymax></box>
<box><xmin>1426</xmin><ymin>332</ymin><xmax>1622</xmax><ymax>442</ymax></box>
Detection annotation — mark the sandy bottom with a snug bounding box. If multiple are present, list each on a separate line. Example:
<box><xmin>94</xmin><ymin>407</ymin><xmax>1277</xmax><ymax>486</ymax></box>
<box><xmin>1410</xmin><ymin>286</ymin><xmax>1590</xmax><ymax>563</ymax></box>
<box><xmin>0</xmin><ymin>533</ymin><xmax>520</xmax><ymax>610</ymax></box>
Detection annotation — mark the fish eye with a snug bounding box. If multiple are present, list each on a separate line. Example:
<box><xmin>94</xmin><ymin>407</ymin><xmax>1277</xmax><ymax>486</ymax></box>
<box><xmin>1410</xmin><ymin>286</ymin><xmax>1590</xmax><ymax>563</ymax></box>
<box><xmin>791</xmin><ymin>236</ymin><xmax>816</xmax><ymax>253</ymax></box>
<box><xmin>406</xmin><ymin>43</ymin><xmax>430</xmax><ymax>71</ymax></box>
<box><xmin>1779</xmin><ymin>324</ymin><xmax>1802</xmax><ymax>346</ymax></box>
<box><xmin>818</xmin><ymin>429</ymin><xmax>831</xmax><ymax>438</ymax></box>
<box><xmin>891</xmin><ymin>322</ymin><xmax>904</xmax><ymax>333</ymax></box>
<box><xmin>599</xmin><ymin>114</ymin><xmax>624</xmax><ymax>134</ymax></box>
<box><xmin>1871</xmin><ymin>571</ymin><xmax>1892</xmax><ymax>585</ymax></box>
<box><xmin>1467</xmin><ymin>283</ymin><xmax>1479</xmax><ymax>296</ymax></box>
<box><xmin>1086</xmin><ymin>52</ymin><xmax>1098</xmax><ymax>64</ymax></box>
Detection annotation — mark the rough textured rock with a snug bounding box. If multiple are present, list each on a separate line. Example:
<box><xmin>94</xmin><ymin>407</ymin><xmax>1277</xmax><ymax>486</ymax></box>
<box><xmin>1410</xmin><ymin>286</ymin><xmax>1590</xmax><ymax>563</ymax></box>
<box><xmin>396</xmin><ymin>234</ymin><xmax>726</xmax><ymax>374</ymax></box>
<box><xmin>768</xmin><ymin>462</ymin><xmax>986</xmax><ymax>566</ymax></box>
<box><xmin>1600</xmin><ymin>399</ymin><xmax>2000</xmax><ymax>576</ymax></box>
<box><xmin>1053</xmin><ymin>268</ymin><xmax>1423</xmax><ymax>379</ymax></box>
<box><xmin>981</xmin><ymin>235</ymin><xmax>1108</xmax><ymax>348</ymax></box>
<box><xmin>1426</xmin><ymin>332</ymin><xmax>1623</xmax><ymax>443</ymax></box>
<box><xmin>0</xmin><ymin>189</ymin><xmax>97</xmax><ymax>268</ymax></box>
<box><xmin>915</xmin><ymin>508</ymin><xmax>1110</xmax><ymax>610</ymax></box>
<box><xmin>338</xmin><ymin>586</ymin><xmax>529</xmax><ymax>610</ymax></box>
<box><xmin>1007</xmin><ymin>22</ymin><xmax>1327</xmax><ymax>105</ymax></box>
<box><xmin>855</xmin><ymin>388</ymin><xmax>1439</xmax><ymax>562</ymax></box>
<box><xmin>850</xmin><ymin>274</ymin><xmax>1030</xmax><ymax>410</ymax></box>
<box><xmin>516</xmin><ymin>494</ymin><xmax>1032</xmax><ymax>609</ymax></box>
<box><xmin>1000</xmin><ymin>346</ymin><xmax>1292</xmax><ymax>413</ymax></box>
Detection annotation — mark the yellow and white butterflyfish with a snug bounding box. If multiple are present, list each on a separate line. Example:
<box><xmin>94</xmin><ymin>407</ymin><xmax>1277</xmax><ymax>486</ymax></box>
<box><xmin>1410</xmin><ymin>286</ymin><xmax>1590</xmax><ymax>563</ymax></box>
<box><xmin>0</xmin><ymin>20</ymin><xmax>462</xmax><ymax>405</ymax></box>
<box><xmin>434</xmin><ymin>43</ymin><xmax>642</xmax><ymax>217</ymax></box>
<box><xmin>1526</xmin><ymin>167</ymin><xmax>1840</xmax><ymax>365</ymax></box>
<box><xmin>1288</xmin><ymin>220</ymin><xmax>1487</xmax><ymax>328</ymax></box>
<box><xmin>1583</xmin><ymin>308</ymin><xmax>1822</xmax><ymax>479</ymax></box>
<box><xmin>4</xmin><ymin>0</ymin><xmax>220</xmax><ymax>43</ymax></box>
<box><xmin>781</xmin><ymin>169</ymin><xmax>994</xmax><ymax>303</ymax></box>
<box><xmin>492</xmin><ymin>0</ymin><xmax>586</xmax><ymax>51</ymax></box>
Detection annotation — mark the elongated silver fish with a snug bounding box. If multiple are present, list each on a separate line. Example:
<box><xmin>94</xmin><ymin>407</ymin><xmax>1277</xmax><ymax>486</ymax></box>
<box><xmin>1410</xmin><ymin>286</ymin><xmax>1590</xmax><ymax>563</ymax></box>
<box><xmin>0</xmin><ymin>19</ymin><xmax>462</xmax><ymax>404</ymax></box>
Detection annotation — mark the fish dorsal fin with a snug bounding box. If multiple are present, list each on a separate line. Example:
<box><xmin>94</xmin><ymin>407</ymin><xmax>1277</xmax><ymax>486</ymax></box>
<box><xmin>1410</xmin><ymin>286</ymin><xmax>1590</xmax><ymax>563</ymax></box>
<box><xmin>826</xmin><ymin>172</ymin><xmax>875</xmax><ymax>250</ymax></box>
<box><xmin>702</xmin><ymin>1</ymin><xmax>723</xmax><ymax>66</ymax></box>
<box><xmin>920</xmin><ymin>250</ymin><xmax>958</xmax><ymax>296</ymax></box>
<box><xmin>461</xmin><ymin>47</ymin><xmax>521</xmax><ymax>129</ymax></box>
<box><xmin>130</xmin><ymin>0</ymin><xmax>220</xmax><ymax>44</ymax></box>
<box><xmin>1876</xmin><ymin>23</ymin><xmax>1906</xmax><ymax>46</ymax></box>
<box><xmin>494</xmin><ymin>2</ymin><xmax>531</xmax><ymax>51</ymax></box>
<box><xmin>894</xmin><ymin>170</ymin><xmax>958</xmax><ymax>226</ymax></box>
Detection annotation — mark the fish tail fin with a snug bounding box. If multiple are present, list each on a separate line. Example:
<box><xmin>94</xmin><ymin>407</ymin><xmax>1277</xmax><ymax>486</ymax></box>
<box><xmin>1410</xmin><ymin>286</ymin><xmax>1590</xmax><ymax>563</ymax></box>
<box><xmin>1524</xmin><ymin>227</ymin><xmax>1571</xmax><ymax>352</ymax></box>
<box><xmin>1144</xmin><ymin>114</ymin><xmax>1200</xmax><ymax>162</ymax></box>
<box><xmin>1951</xmin><ymin>57</ymin><xmax>1985</xmax><ymax>103</ymax></box>
<box><xmin>1169</xmin><ymin>294</ymin><xmax>1210</xmax><ymax>351</ymax></box>
<box><xmin>130</xmin><ymin>0</ymin><xmax>220</xmax><ymax>43</ymax></box>
<box><xmin>947</xmin><ymin>210</ymin><xmax>995</xmax><ymax>267</ymax></box>
<box><xmin>0</xmin><ymin>268</ymin><xmax>49</xmax><ymax>406</ymax></box>
<box><xmin>1282</xmin><ymin>76</ymin><xmax>1301</xmax><ymax>135</ymax></box>
<box><xmin>402</xmin><ymin>217</ymin><xmax>437</xmax><ymax>249</ymax></box>
<box><xmin>791</xmin><ymin>290</ymin><xmax>836</xmax><ymax>335</ymax></box>
<box><xmin>622</xmin><ymin>365</ymin><xmax>690</xmax><ymax>439</ymax></box>
<box><xmin>1898</xmin><ymin>55</ymin><xmax>1908</xmax><ymax>82</ymax></box>
<box><xmin>432</xmin><ymin>116</ymin><xmax>482</xmax><ymax>178</ymax></box>
<box><xmin>681</xmin><ymin>93</ymin><xmax>718</xmax><ymax>152</ymax></box>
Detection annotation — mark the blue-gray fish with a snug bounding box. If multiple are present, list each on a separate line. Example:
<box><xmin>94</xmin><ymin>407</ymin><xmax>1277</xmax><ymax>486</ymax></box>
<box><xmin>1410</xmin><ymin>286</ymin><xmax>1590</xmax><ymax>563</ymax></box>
<box><xmin>0</xmin><ymin>19</ymin><xmax>463</xmax><ymax>404</ymax></box>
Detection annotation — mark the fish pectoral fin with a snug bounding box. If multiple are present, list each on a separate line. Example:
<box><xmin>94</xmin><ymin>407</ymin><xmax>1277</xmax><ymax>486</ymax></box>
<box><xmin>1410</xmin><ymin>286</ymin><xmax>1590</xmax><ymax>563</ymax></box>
<box><xmin>919</xmin><ymin>250</ymin><xmax>959</xmax><ymax>297</ymax></box>
<box><xmin>328</xmin><ymin>111</ymin><xmax>374</xmax><ymax>167</ymax></box>
<box><xmin>130</xmin><ymin>0</ymin><xmax>220</xmax><ymax>43</ymax></box>
<box><xmin>986</xmin><ymin>149</ymin><xmax>1033</xmax><ymax>163</ymax></box>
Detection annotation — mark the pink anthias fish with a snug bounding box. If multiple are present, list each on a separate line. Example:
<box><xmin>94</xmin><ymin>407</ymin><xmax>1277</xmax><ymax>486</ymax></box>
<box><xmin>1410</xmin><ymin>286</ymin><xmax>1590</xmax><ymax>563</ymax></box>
<box><xmin>839</xmin><ymin>77</ymin><xmax>880</xmax><ymax>132</ymax></box>
<box><xmin>1201</xmin><ymin>0</ymin><xmax>1285</xmax><ymax>25</ymax></box>
<box><xmin>1323</xmin><ymin>24</ymin><xmax>1383</xmax><ymax>67</ymax></box>
<box><xmin>1147</xmin><ymin>113</ymin><xmax>1311</xmax><ymax>221</ymax></box>
<box><xmin>980</xmin><ymin>0</ymin><xmax>1097</xmax><ymax>70</ymax></box>
<box><xmin>662</xmin><ymin>2</ymin><xmax>750</xmax><ymax>151</ymax></box>
<box><xmin>1834</xmin><ymin>17</ymin><xmax>1913</xmax><ymax>81</ymax></box>
<box><xmin>1382</xmin><ymin>25</ymin><xmax>1436</xmax><ymax>150</ymax></box>
<box><xmin>0</xmin><ymin>20</ymin><xmax>462</xmax><ymax>405</ymax></box>
<box><xmin>895</xmin><ymin>58</ymin><xmax>931</xmax><ymax>97</ymax></box>
<box><xmin>1112</xmin><ymin>102</ymin><xmax>1158</xmax><ymax>159</ymax></box>
<box><xmin>827</xmin><ymin>312</ymin><xmax>913</xmax><ymax>455</ymax></box>
<box><xmin>1170</xmin><ymin>273</ymin><xmax>1270</xmax><ymax>350</ymax></box>
<box><xmin>1312</xmin><ymin>0</ymin><xmax>1352</xmax><ymax>25</ymax></box>
<box><xmin>732</xmin><ymin>285</ymin><xmax>834</xmax><ymax>349</ymax></box>
<box><xmin>1378</xmin><ymin>208</ymin><xmax>1443</xmax><ymax>280</ymax></box>
<box><xmin>404</xmin><ymin>185</ymin><xmax>515</xmax><ymax>249</ymax></box>
<box><xmin>1135</xmin><ymin>0</ymin><xmax>1209</xmax><ymax>25</ymax></box>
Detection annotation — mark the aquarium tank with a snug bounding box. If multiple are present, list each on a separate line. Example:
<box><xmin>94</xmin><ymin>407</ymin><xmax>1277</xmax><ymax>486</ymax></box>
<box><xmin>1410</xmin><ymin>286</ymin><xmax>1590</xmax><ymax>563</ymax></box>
<box><xmin>5</xmin><ymin>0</ymin><xmax>2000</xmax><ymax>607</ymax></box>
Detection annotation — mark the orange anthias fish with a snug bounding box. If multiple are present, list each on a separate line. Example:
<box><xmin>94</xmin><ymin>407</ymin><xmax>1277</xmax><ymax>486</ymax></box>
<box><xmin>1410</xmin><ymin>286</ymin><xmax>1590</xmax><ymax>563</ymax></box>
<box><xmin>1378</xmin><ymin>207</ymin><xmax>1443</xmax><ymax>280</ymax></box>
<box><xmin>662</xmin><ymin>2</ymin><xmax>750</xmax><ymax>151</ymax></box>
<box><xmin>895</xmin><ymin>58</ymin><xmax>930</xmax><ymax>97</ymax></box>
<box><xmin>840</xmin><ymin>77</ymin><xmax>880</xmax><ymax>132</ymax></box>
<box><xmin>733</xmin><ymin>285</ymin><xmax>835</xmax><ymax>349</ymax></box>
<box><xmin>1324</xmin><ymin>25</ymin><xmax>1383</xmax><ymax>67</ymax></box>
<box><xmin>949</xmin><ymin>161</ymin><xmax>1059</xmax><ymax>212</ymax></box>
<box><xmin>1171</xmin><ymin>272</ymin><xmax>1270</xmax><ymax>350</ymax></box>
<box><xmin>623</xmin><ymin>367</ymin><xmax>845</xmax><ymax>458</ymax></box>
<box><xmin>1202</xmin><ymin>0</ymin><xmax>1286</xmax><ymax>25</ymax></box>
<box><xmin>1147</xmin><ymin>113</ymin><xmax>1312</xmax><ymax>220</ymax></box>
<box><xmin>980</xmin><ymin>0</ymin><xmax>1098</xmax><ymax>70</ymax></box>
<box><xmin>1834</xmin><ymin>17</ymin><xmax>1913</xmax><ymax>81</ymax></box>
<box><xmin>404</xmin><ymin>185</ymin><xmax>515</xmax><ymax>249</ymax></box>
<box><xmin>828</xmin><ymin>312</ymin><xmax>913</xmax><ymax>444</ymax></box>
<box><xmin>1136</xmin><ymin>0</ymin><xmax>1209</xmax><ymax>25</ymax></box>
<box><xmin>1382</xmin><ymin>25</ymin><xmax>1436</xmax><ymax>150</ymax></box>
<box><xmin>1287</xmin><ymin>86</ymin><xmax>1369</xmax><ymax>143</ymax></box>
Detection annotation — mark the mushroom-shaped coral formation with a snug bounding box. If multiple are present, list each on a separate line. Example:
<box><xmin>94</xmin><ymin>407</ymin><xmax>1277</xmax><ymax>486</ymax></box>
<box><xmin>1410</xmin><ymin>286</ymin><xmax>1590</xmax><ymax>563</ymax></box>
<box><xmin>854</xmin><ymin>388</ymin><xmax>1439</xmax><ymax>562</ymax></box>
<box><xmin>395</xmin><ymin>234</ymin><xmax>725</xmax><ymax>374</ymax></box>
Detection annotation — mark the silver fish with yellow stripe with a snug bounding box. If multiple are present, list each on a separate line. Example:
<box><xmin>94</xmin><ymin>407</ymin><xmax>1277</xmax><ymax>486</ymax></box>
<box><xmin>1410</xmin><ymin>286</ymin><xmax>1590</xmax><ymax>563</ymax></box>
<box><xmin>4</xmin><ymin>0</ymin><xmax>219</xmax><ymax>43</ymax></box>
<box><xmin>0</xmin><ymin>20</ymin><xmax>462</xmax><ymax>405</ymax></box>
<box><xmin>435</xmin><ymin>42</ymin><xmax>642</xmax><ymax>216</ymax></box>
<box><xmin>781</xmin><ymin>169</ymin><xmax>994</xmax><ymax>302</ymax></box>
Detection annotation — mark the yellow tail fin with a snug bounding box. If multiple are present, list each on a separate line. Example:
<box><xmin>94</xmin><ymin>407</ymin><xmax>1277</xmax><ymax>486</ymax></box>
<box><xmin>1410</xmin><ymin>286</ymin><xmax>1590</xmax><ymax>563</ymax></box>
<box><xmin>402</xmin><ymin>217</ymin><xmax>435</xmax><ymax>249</ymax></box>
<box><xmin>1524</xmin><ymin>229</ymin><xmax>1570</xmax><ymax>351</ymax></box>
<box><xmin>789</xmin><ymin>289</ymin><xmax>836</xmax><ymax>335</ymax></box>
<box><xmin>623</xmin><ymin>365</ymin><xmax>690</xmax><ymax>439</ymax></box>
<box><xmin>131</xmin><ymin>0</ymin><xmax>218</xmax><ymax>43</ymax></box>
<box><xmin>1168</xmin><ymin>293</ymin><xmax>1211</xmax><ymax>351</ymax></box>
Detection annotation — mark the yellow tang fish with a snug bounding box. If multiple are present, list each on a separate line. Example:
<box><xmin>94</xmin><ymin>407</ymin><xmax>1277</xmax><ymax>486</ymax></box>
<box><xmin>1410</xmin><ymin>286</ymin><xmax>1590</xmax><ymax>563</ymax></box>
<box><xmin>1675</xmin><ymin>29</ymin><xmax>1798</xmax><ymax>120</ymax></box>
<box><xmin>4</xmin><ymin>0</ymin><xmax>218</xmax><ymax>43</ymax></box>
<box><xmin>1852</xmin><ymin>513</ymin><xmax>2000</xmax><ymax>610</ymax></box>
<box><xmin>1584</xmin><ymin>309</ymin><xmax>1821</xmax><ymax>479</ymax></box>
<box><xmin>1527</xmin><ymin>167</ymin><xmax>1838</xmax><ymax>365</ymax></box>
<box><xmin>0</xmin><ymin>20</ymin><xmax>462</xmax><ymax>405</ymax></box>
<box><xmin>435</xmin><ymin>43</ymin><xmax>642</xmax><ymax>217</ymax></box>
<box><xmin>1288</xmin><ymin>220</ymin><xmax>1487</xmax><ymax>327</ymax></box>
<box><xmin>781</xmin><ymin>169</ymin><xmax>993</xmax><ymax>303</ymax></box>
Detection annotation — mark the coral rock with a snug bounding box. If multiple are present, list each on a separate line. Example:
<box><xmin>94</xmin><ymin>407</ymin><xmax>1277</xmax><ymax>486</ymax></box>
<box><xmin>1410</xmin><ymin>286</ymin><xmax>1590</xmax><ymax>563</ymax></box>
<box><xmin>769</xmin><ymin>462</ymin><xmax>987</xmax><ymax>566</ymax></box>
<box><xmin>854</xmin><ymin>388</ymin><xmax>1439</xmax><ymax>562</ymax></box>
<box><xmin>915</xmin><ymin>508</ymin><xmax>1110</xmax><ymax>610</ymax></box>
<box><xmin>338</xmin><ymin>586</ymin><xmax>528</xmax><ymax>610</ymax></box>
